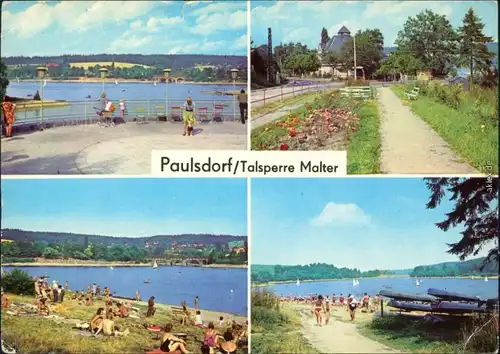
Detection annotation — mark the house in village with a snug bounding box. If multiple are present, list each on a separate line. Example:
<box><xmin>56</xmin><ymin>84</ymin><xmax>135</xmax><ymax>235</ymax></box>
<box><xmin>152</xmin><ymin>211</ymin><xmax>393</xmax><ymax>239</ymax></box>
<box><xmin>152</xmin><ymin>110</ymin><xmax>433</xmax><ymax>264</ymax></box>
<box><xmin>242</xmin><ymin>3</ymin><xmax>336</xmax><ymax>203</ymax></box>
<box><xmin>317</xmin><ymin>26</ymin><xmax>356</xmax><ymax>79</ymax></box>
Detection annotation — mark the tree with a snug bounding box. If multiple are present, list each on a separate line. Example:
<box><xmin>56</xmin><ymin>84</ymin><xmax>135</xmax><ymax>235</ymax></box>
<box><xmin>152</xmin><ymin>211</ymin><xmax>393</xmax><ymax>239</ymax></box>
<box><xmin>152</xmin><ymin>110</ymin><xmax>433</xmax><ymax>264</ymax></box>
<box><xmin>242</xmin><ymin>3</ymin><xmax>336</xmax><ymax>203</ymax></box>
<box><xmin>340</xmin><ymin>29</ymin><xmax>385</xmax><ymax>78</ymax></box>
<box><xmin>376</xmin><ymin>51</ymin><xmax>424</xmax><ymax>80</ymax></box>
<box><xmin>284</xmin><ymin>51</ymin><xmax>320</xmax><ymax>76</ymax></box>
<box><xmin>323</xmin><ymin>51</ymin><xmax>344</xmax><ymax>78</ymax></box>
<box><xmin>0</xmin><ymin>59</ymin><xmax>10</xmax><ymax>99</ymax></box>
<box><xmin>457</xmin><ymin>8</ymin><xmax>494</xmax><ymax>84</ymax></box>
<box><xmin>425</xmin><ymin>177</ymin><xmax>498</xmax><ymax>269</ymax></box>
<box><xmin>320</xmin><ymin>27</ymin><xmax>330</xmax><ymax>51</ymax></box>
<box><xmin>396</xmin><ymin>10</ymin><xmax>458</xmax><ymax>76</ymax></box>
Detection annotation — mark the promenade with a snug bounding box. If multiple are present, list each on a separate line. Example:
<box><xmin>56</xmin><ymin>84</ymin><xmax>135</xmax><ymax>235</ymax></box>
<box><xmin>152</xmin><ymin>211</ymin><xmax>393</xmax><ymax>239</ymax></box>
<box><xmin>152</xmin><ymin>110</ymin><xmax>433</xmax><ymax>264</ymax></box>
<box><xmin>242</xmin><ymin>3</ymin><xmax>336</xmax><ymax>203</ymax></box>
<box><xmin>1</xmin><ymin>122</ymin><xmax>246</xmax><ymax>174</ymax></box>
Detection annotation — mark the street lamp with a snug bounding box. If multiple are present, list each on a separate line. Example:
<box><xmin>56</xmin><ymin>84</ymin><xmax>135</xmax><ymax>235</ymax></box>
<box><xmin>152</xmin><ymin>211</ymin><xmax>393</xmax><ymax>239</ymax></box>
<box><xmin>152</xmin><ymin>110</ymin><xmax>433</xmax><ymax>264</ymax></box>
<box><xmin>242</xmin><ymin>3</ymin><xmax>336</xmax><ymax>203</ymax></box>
<box><xmin>99</xmin><ymin>68</ymin><xmax>108</xmax><ymax>98</ymax></box>
<box><xmin>163</xmin><ymin>68</ymin><xmax>171</xmax><ymax>120</ymax></box>
<box><xmin>36</xmin><ymin>66</ymin><xmax>48</xmax><ymax>128</ymax></box>
<box><xmin>230</xmin><ymin>68</ymin><xmax>239</xmax><ymax>121</ymax></box>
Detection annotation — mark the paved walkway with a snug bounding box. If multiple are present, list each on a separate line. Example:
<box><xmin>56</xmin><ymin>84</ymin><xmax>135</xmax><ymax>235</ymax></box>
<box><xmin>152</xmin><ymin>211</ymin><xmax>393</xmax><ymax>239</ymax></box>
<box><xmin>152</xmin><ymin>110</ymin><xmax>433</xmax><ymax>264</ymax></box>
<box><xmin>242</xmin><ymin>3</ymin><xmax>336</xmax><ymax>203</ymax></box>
<box><xmin>377</xmin><ymin>87</ymin><xmax>478</xmax><ymax>174</ymax></box>
<box><xmin>1</xmin><ymin>122</ymin><xmax>246</xmax><ymax>174</ymax></box>
<box><xmin>251</xmin><ymin>104</ymin><xmax>304</xmax><ymax>130</ymax></box>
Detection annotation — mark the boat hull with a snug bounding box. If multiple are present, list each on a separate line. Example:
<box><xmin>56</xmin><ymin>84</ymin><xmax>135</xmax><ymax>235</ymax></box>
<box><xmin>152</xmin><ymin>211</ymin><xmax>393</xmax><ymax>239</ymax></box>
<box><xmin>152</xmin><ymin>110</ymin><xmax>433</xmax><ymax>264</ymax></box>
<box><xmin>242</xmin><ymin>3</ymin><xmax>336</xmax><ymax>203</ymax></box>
<box><xmin>379</xmin><ymin>290</ymin><xmax>438</xmax><ymax>302</ymax></box>
<box><xmin>431</xmin><ymin>302</ymin><xmax>488</xmax><ymax>314</ymax></box>
<box><xmin>388</xmin><ymin>300</ymin><xmax>432</xmax><ymax>312</ymax></box>
<box><xmin>427</xmin><ymin>288</ymin><xmax>481</xmax><ymax>302</ymax></box>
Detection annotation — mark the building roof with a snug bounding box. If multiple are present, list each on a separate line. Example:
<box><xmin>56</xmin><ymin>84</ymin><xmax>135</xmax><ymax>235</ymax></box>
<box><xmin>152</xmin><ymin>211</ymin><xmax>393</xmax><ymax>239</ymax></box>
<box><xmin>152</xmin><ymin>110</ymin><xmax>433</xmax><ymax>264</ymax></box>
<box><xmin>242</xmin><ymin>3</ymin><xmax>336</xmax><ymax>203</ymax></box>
<box><xmin>322</xmin><ymin>26</ymin><xmax>352</xmax><ymax>53</ymax></box>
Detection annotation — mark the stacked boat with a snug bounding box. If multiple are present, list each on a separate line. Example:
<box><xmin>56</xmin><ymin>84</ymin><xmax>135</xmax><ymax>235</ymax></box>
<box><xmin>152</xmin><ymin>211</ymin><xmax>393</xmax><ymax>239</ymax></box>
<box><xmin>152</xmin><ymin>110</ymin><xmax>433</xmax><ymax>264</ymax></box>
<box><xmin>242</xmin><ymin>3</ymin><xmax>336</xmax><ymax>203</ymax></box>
<box><xmin>380</xmin><ymin>288</ymin><xmax>499</xmax><ymax>315</ymax></box>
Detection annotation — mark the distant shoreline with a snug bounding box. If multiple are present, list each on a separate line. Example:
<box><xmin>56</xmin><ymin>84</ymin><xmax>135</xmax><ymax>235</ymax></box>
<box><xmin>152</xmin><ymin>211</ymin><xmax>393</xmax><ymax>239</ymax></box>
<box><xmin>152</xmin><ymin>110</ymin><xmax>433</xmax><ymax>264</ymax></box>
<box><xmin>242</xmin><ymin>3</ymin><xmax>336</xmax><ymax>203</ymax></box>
<box><xmin>17</xmin><ymin>79</ymin><xmax>247</xmax><ymax>85</ymax></box>
<box><xmin>252</xmin><ymin>274</ymin><xmax>499</xmax><ymax>286</ymax></box>
<box><xmin>3</xmin><ymin>262</ymin><xmax>247</xmax><ymax>269</ymax></box>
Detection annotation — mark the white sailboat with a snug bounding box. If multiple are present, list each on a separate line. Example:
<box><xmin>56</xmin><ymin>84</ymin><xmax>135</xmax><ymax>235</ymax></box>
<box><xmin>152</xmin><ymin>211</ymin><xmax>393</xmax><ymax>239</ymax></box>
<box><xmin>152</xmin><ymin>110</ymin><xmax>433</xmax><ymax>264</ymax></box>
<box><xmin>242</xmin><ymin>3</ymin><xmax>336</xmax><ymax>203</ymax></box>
<box><xmin>16</xmin><ymin>77</ymin><xmax>20</xmax><ymax>83</ymax></box>
<box><xmin>154</xmin><ymin>81</ymin><xmax>157</xmax><ymax>86</ymax></box>
<box><xmin>153</xmin><ymin>260</ymin><xmax>158</xmax><ymax>269</ymax></box>
<box><xmin>43</xmin><ymin>80</ymin><xmax>47</xmax><ymax>87</ymax></box>
<box><xmin>296</xmin><ymin>279</ymin><xmax>300</xmax><ymax>286</ymax></box>
<box><xmin>484</xmin><ymin>277</ymin><xmax>488</xmax><ymax>282</ymax></box>
<box><xmin>353</xmin><ymin>279</ymin><xmax>359</xmax><ymax>287</ymax></box>
<box><xmin>109</xmin><ymin>266</ymin><xmax>114</xmax><ymax>270</ymax></box>
<box><xmin>115</xmin><ymin>80</ymin><xmax>118</xmax><ymax>85</ymax></box>
<box><xmin>416</xmin><ymin>279</ymin><xmax>420</xmax><ymax>286</ymax></box>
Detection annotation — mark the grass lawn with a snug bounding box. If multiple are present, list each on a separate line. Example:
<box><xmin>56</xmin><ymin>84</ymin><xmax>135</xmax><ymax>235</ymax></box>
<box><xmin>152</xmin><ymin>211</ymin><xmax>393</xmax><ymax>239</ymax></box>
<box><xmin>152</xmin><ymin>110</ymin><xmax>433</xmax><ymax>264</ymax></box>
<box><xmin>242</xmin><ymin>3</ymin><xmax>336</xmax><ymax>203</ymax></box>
<box><xmin>251</xmin><ymin>91</ymin><xmax>326</xmax><ymax>117</ymax></box>
<box><xmin>360</xmin><ymin>312</ymin><xmax>498</xmax><ymax>354</ymax></box>
<box><xmin>251</xmin><ymin>91</ymin><xmax>381</xmax><ymax>174</ymax></box>
<box><xmin>1</xmin><ymin>293</ymin><xmax>247</xmax><ymax>354</ymax></box>
<box><xmin>69</xmin><ymin>62</ymin><xmax>154</xmax><ymax>69</ymax></box>
<box><xmin>391</xmin><ymin>86</ymin><xmax>498</xmax><ymax>174</ymax></box>
<box><xmin>252</xmin><ymin>304</ymin><xmax>319</xmax><ymax>354</ymax></box>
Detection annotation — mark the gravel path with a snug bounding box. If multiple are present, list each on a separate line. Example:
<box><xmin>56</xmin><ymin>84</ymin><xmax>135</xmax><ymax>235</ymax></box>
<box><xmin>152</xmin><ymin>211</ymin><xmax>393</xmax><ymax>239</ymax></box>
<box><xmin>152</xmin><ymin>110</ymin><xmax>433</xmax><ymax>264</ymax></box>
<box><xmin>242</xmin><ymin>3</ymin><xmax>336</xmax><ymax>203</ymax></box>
<box><xmin>377</xmin><ymin>87</ymin><xmax>478</xmax><ymax>174</ymax></box>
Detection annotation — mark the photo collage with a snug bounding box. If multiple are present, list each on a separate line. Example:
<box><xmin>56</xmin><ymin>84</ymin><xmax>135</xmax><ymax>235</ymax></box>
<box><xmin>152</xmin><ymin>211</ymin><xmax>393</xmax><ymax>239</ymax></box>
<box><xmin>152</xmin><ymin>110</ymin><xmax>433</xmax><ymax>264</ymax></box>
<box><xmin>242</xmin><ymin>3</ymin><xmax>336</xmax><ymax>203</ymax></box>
<box><xmin>0</xmin><ymin>1</ymin><xmax>498</xmax><ymax>354</ymax></box>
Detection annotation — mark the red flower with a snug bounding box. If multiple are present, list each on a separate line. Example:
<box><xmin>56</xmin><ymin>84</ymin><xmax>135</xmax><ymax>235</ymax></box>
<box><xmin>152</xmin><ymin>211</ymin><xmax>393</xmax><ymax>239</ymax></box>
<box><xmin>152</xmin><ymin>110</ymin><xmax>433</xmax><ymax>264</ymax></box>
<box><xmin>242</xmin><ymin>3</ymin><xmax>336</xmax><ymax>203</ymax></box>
<box><xmin>289</xmin><ymin>128</ymin><xmax>296</xmax><ymax>137</ymax></box>
<box><xmin>280</xmin><ymin>143</ymin><xmax>289</xmax><ymax>150</ymax></box>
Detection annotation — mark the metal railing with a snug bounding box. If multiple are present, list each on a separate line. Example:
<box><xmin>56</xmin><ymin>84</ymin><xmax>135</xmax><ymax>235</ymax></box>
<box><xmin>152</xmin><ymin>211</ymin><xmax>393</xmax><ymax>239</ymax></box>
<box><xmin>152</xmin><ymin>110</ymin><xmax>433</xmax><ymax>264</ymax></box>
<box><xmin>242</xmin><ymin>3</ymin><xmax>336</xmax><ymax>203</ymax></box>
<box><xmin>252</xmin><ymin>83</ymin><xmax>343</xmax><ymax>106</ymax></box>
<box><xmin>3</xmin><ymin>98</ymin><xmax>241</xmax><ymax>127</ymax></box>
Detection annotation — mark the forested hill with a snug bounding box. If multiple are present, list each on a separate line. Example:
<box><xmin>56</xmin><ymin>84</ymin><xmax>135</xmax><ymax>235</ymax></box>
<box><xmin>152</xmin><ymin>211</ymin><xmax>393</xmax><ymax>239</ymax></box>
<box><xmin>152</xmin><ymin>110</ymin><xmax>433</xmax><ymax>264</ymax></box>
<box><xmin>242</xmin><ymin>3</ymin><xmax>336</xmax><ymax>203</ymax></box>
<box><xmin>410</xmin><ymin>257</ymin><xmax>499</xmax><ymax>277</ymax></box>
<box><xmin>251</xmin><ymin>263</ymin><xmax>393</xmax><ymax>283</ymax></box>
<box><xmin>1</xmin><ymin>54</ymin><xmax>247</xmax><ymax>70</ymax></box>
<box><xmin>0</xmin><ymin>229</ymin><xmax>246</xmax><ymax>247</ymax></box>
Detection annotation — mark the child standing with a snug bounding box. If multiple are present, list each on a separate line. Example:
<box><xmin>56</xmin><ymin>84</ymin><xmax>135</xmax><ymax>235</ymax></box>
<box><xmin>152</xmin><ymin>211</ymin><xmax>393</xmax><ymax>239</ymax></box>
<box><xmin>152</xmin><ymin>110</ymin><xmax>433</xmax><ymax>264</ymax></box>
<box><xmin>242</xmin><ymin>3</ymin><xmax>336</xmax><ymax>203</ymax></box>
<box><xmin>119</xmin><ymin>100</ymin><xmax>126</xmax><ymax>121</ymax></box>
<box><xmin>182</xmin><ymin>96</ymin><xmax>196</xmax><ymax>136</ymax></box>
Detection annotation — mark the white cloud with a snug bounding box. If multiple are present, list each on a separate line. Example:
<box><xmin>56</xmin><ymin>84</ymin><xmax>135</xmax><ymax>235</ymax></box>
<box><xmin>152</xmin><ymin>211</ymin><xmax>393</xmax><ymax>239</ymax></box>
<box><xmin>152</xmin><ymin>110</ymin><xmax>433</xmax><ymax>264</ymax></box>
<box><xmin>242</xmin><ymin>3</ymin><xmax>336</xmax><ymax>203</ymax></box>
<box><xmin>1</xmin><ymin>1</ymin><xmax>156</xmax><ymax>38</ymax></box>
<box><xmin>191</xmin><ymin>7</ymin><xmax>246</xmax><ymax>35</ymax></box>
<box><xmin>233</xmin><ymin>34</ymin><xmax>248</xmax><ymax>50</ymax></box>
<box><xmin>311</xmin><ymin>202</ymin><xmax>371</xmax><ymax>226</ymax></box>
<box><xmin>144</xmin><ymin>16</ymin><xmax>183</xmax><ymax>32</ymax></box>
<box><xmin>107</xmin><ymin>34</ymin><xmax>153</xmax><ymax>52</ymax></box>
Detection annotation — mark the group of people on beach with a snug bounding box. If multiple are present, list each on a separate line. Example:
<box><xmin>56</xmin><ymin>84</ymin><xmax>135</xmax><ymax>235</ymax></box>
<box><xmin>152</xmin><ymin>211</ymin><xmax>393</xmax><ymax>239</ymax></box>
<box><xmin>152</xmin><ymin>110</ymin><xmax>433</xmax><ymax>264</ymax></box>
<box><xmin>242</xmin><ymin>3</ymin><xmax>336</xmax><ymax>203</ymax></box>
<box><xmin>280</xmin><ymin>292</ymin><xmax>381</xmax><ymax>326</ymax></box>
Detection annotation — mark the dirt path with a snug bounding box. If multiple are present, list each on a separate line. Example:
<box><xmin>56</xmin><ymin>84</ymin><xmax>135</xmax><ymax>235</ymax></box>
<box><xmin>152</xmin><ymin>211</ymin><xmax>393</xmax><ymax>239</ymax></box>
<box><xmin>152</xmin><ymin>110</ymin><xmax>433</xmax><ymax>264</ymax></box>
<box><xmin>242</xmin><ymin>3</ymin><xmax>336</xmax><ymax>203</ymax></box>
<box><xmin>296</xmin><ymin>306</ymin><xmax>398</xmax><ymax>353</ymax></box>
<box><xmin>377</xmin><ymin>87</ymin><xmax>478</xmax><ymax>174</ymax></box>
<box><xmin>251</xmin><ymin>104</ymin><xmax>304</xmax><ymax>130</ymax></box>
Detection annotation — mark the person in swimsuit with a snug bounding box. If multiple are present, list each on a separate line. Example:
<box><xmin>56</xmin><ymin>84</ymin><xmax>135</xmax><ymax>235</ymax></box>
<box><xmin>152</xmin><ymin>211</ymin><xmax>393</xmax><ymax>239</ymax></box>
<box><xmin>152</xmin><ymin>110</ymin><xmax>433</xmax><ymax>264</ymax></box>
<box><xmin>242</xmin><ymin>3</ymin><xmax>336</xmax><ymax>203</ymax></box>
<box><xmin>347</xmin><ymin>295</ymin><xmax>358</xmax><ymax>320</ymax></box>
<box><xmin>203</xmin><ymin>322</ymin><xmax>219</xmax><ymax>348</ymax></box>
<box><xmin>160</xmin><ymin>323</ymin><xmax>189</xmax><ymax>353</ymax></box>
<box><xmin>362</xmin><ymin>293</ymin><xmax>370</xmax><ymax>311</ymax></box>
<box><xmin>332</xmin><ymin>294</ymin><xmax>337</xmax><ymax>306</ymax></box>
<box><xmin>194</xmin><ymin>296</ymin><xmax>199</xmax><ymax>310</ymax></box>
<box><xmin>147</xmin><ymin>296</ymin><xmax>156</xmax><ymax>317</ymax></box>
<box><xmin>90</xmin><ymin>307</ymin><xmax>105</xmax><ymax>334</ymax></box>
<box><xmin>312</xmin><ymin>294</ymin><xmax>325</xmax><ymax>326</ymax></box>
<box><xmin>324</xmin><ymin>298</ymin><xmax>331</xmax><ymax>325</ymax></box>
<box><xmin>182</xmin><ymin>96</ymin><xmax>196</xmax><ymax>136</ymax></box>
<box><xmin>339</xmin><ymin>294</ymin><xmax>345</xmax><ymax>306</ymax></box>
<box><xmin>1</xmin><ymin>96</ymin><xmax>16</xmax><ymax>137</ymax></box>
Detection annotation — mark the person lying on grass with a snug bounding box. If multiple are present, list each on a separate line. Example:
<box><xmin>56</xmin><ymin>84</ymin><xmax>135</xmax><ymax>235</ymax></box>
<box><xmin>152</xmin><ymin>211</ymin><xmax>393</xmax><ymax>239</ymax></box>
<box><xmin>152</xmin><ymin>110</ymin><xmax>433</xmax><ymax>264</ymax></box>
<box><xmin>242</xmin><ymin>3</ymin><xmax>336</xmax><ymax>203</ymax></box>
<box><xmin>114</xmin><ymin>302</ymin><xmax>130</xmax><ymax>318</ymax></box>
<box><xmin>160</xmin><ymin>323</ymin><xmax>190</xmax><ymax>353</ymax></box>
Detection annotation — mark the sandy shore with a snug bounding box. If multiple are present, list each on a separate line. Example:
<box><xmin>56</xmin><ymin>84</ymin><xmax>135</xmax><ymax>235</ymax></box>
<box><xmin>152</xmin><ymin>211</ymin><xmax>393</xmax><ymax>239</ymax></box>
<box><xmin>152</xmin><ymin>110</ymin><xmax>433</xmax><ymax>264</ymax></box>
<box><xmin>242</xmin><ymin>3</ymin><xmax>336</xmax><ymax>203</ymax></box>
<box><xmin>19</xmin><ymin>79</ymin><xmax>247</xmax><ymax>85</ymax></box>
<box><xmin>3</xmin><ymin>262</ymin><xmax>247</xmax><ymax>269</ymax></box>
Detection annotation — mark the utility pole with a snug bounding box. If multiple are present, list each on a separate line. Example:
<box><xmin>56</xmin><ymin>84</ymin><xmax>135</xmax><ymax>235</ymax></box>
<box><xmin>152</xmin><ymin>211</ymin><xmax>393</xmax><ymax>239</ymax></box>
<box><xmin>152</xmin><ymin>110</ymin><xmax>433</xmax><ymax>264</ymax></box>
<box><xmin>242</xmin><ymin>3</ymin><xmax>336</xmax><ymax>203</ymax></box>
<box><xmin>353</xmin><ymin>34</ymin><xmax>357</xmax><ymax>81</ymax></box>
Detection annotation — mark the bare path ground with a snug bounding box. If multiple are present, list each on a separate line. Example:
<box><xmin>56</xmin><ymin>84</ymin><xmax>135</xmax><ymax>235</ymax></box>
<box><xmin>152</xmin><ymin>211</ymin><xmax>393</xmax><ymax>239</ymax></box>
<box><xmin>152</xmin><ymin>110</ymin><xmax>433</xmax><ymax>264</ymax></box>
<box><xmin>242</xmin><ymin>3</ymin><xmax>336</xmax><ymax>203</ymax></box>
<box><xmin>251</xmin><ymin>104</ymin><xmax>304</xmax><ymax>130</ymax></box>
<box><xmin>294</xmin><ymin>305</ymin><xmax>398</xmax><ymax>353</ymax></box>
<box><xmin>377</xmin><ymin>87</ymin><xmax>478</xmax><ymax>174</ymax></box>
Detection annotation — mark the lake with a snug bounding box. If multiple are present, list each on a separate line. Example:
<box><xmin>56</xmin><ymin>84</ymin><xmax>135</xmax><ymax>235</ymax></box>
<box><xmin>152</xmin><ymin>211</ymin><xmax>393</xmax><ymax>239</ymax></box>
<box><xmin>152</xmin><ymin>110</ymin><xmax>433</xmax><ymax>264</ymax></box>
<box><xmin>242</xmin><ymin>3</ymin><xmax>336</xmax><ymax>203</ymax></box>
<box><xmin>5</xmin><ymin>266</ymin><xmax>248</xmax><ymax>316</ymax></box>
<box><xmin>263</xmin><ymin>277</ymin><xmax>498</xmax><ymax>300</ymax></box>
<box><xmin>7</xmin><ymin>82</ymin><xmax>245</xmax><ymax>123</ymax></box>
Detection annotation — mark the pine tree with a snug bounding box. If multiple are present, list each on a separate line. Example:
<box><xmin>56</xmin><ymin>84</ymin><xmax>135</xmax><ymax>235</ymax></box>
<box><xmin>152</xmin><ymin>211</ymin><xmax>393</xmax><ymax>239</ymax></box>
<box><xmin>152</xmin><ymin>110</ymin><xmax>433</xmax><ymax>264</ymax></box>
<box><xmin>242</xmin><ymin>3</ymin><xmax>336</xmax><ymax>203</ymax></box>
<box><xmin>425</xmin><ymin>177</ymin><xmax>498</xmax><ymax>270</ymax></box>
<box><xmin>457</xmin><ymin>8</ymin><xmax>494</xmax><ymax>83</ymax></box>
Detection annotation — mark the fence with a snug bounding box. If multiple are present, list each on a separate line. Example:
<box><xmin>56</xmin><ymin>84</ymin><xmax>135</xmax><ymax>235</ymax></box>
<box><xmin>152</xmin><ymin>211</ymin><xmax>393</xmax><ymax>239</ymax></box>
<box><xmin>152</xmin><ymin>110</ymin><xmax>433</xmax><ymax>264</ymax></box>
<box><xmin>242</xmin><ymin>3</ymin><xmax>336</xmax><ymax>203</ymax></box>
<box><xmin>252</xmin><ymin>83</ymin><xmax>343</xmax><ymax>106</ymax></box>
<box><xmin>4</xmin><ymin>98</ymin><xmax>241</xmax><ymax>128</ymax></box>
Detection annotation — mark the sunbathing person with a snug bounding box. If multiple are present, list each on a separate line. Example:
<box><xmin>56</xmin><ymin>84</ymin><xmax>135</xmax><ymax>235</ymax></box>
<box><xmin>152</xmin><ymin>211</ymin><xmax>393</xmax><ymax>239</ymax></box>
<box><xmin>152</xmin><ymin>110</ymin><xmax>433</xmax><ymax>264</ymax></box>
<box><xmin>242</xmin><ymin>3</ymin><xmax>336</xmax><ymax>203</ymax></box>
<box><xmin>114</xmin><ymin>302</ymin><xmax>129</xmax><ymax>318</ymax></box>
<box><xmin>105</xmin><ymin>301</ymin><xmax>115</xmax><ymax>319</ymax></box>
<box><xmin>1</xmin><ymin>291</ymin><xmax>11</xmax><ymax>311</ymax></box>
<box><xmin>218</xmin><ymin>329</ymin><xmax>238</xmax><ymax>354</ymax></box>
<box><xmin>194</xmin><ymin>310</ymin><xmax>203</xmax><ymax>326</ymax></box>
<box><xmin>90</xmin><ymin>308</ymin><xmax>105</xmax><ymax>334</ymax></box>
<box><xmin>100</xmin><ymin>318</ymin><xmax>129</xmax><ymax>337</ymax></box>
<box><xmin>85</xmin><ymin>295</ymin><xmax>94</xmax><ymax>306</ymax></box>
<box><xmin>160</xmin><ymin>323</ymin><xmax>189</xmax><ymax>353</ymax></box>
<box><xmin>203</xmin><ymin>322</ymin><xmax>219</xmax><ymax>348</ymax></box>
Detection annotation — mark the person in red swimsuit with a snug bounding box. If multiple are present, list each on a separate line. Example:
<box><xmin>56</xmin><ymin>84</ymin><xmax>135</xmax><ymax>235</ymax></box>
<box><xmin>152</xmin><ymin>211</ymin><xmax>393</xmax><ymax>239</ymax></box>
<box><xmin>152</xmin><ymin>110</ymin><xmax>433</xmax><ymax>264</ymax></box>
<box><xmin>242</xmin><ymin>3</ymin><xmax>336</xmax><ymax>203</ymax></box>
<box><xmin>339</xmin><ymin>294</ymin><xmax>345</xmax><ymax>306</ymax></box>
<box><xmin>312</xmin><ymin>295</ymin><xmax>325</xmax><ymax>326</ymax></box>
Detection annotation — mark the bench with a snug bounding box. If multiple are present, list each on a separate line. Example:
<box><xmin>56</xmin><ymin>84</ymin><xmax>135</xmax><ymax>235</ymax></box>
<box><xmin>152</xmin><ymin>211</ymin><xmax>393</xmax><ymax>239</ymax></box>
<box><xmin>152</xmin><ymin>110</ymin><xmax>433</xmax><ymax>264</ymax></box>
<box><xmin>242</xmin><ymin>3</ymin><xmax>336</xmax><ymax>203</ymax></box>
<box><xmin>340</xmin><ymin>86</ymin><xmax>374</xmax><ymax>99</ymax></box>
<box><xmin>135</xmin><ymin>107</ymin><xmax>147</xmax><ymax>124</ymax></box>
<box><xmin>170</xmin><ymin>106</ymin><xmax>183</xmax><ymax>122</ymax></box>
<box><xmin>198</xmin><ymin>107</ymin><xmax>211</xmax><ymax>123</ymax></box>
<box><xmin>404</xmin><ymin>87</ymin><xmax>420</xmax><ymax>100</ymax></box>
<box><xmin>155</xmin><ymin>105</ymin><xmax>167</xmax><ymax>122</ymax></box>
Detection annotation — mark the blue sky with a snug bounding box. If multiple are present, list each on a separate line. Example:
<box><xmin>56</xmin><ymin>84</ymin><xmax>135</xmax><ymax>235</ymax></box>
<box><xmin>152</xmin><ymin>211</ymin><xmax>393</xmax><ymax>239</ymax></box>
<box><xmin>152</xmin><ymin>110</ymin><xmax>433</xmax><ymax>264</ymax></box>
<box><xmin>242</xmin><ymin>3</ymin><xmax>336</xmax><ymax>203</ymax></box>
<box><xmin>251</xmin><ymin>1</ymin><xmax>498</xmax><ymax>48</ymax></box>
<box><xmin>251</xmin><ymin>178</ymin><xmax>495</xmax><ymax>271</ymax></box>
<box><xmin>1</xmin><ymin>1</ymin><xmax>247</xmax><ymax>56</ymax></box>
<box><xmin>1</xmin><ymin>178</ymin><xmax>247</xmax><ymax>237</ymax></box>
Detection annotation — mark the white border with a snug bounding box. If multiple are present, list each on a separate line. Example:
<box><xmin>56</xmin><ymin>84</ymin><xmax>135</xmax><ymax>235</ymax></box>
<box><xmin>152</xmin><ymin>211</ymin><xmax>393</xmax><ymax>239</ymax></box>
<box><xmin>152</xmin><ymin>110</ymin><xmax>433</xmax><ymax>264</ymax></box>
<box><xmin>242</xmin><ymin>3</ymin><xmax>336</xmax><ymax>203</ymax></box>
<box><xmin>247</xmin><ymin>0</ymin><xmax>252</xmax><ymax>151</ymax></box>
<box><xmin>246</xmin><ymin>176</ymin><xmax>252</xmax><ymax>352</ymax></box>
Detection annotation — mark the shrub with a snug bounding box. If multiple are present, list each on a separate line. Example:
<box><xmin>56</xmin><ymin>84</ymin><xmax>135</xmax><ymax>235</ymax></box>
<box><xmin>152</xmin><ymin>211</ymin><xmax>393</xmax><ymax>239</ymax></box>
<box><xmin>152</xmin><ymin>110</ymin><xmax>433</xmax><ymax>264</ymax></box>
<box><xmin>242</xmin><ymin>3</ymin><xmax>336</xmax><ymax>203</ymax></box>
<box><xmin>460</xmin><ymin>313</ymin><xmax>499</xmax><ymax>353</ymax></box>
<box><xmin>346</xmin><ymin>79</ymin><xmax>370</xmax><ymax>87</ymax></box>
<box><xmin>2</xmin><ymin>257</ymin><xmax>35</xmax><ymax>263</ymax></box>
<box><xmin>1</xmin><ymin>268</ymin><xmax>35</xmax><ymax>296</ymax></box>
